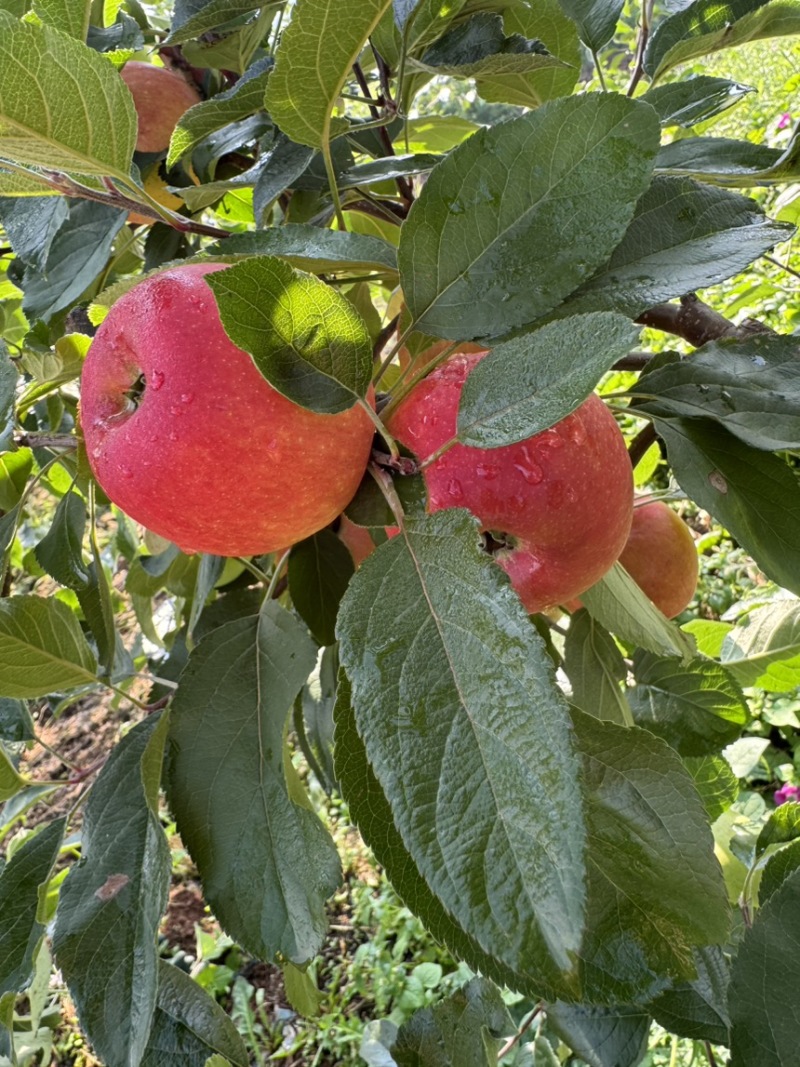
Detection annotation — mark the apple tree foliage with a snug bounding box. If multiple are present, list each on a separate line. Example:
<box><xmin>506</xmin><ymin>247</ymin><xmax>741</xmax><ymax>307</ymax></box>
<box><xmin>1</xmin><ymin>0</ymin><xmax>800</xmax><ymax>1064</ymax></box>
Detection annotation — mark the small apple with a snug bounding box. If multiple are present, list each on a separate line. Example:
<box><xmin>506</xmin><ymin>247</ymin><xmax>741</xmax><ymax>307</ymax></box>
<box><xmin>120</xmin><ymin>61</ymin><xmax>201</xmax><ymax>153</ymax></box>
<box><xmin>80</xmin><ymin>263</ymin><xmax>375</xmax><ymax>556</ymax></box>
<box><xmin>387</xmin><ymin>352</ymin><xmax>633</xmax><ymax>614</ymax></box>
<box><xmin>618</xmin><ymin>499</ymin><xmax>698</xmax><ymax>618</ymax></box>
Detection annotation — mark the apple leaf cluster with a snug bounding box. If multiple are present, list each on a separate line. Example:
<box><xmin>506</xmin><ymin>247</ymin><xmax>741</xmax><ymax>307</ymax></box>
<box><xmin>0</xmin><ymin>1</ymin><xmax>800</xmax><ymax>1065</ymax></box>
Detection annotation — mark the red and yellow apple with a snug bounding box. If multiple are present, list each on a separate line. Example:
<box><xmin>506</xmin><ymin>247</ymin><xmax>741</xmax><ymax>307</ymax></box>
<box><xmin>618</xmin><ymin>499</ymin><xmax>698</xmax><ymax>618</ymax></box>
<box><xmin>386</xmin><ymin>351</ymin><xmax>634</xmax><ymax>614</ymax></box>
<box><xmin>120</xmin><ymin>60</ymin><xmax>201</xmax><ymax>153</ymax></box>
<box><xmin>80</xmin><ymin>263</ymin><xmax>375</xmax><ymax>556</ymax></box>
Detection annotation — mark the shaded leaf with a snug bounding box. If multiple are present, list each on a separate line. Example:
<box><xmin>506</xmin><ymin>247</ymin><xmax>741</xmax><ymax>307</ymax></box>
<box><xmin>683</xmin><ymin>755</ymin><xmax>739</xmax><ymax>822</ymax></box>
<box><xmin>0</xmin><ymin>344</ymin><xmax>15</xmax><ymax>445</ymax></box>
<box><xmin>288</xmin><ymin>529</ymin><xmax>354</xmax><ymax>647</ymax></box>
<box><xmin>728</xmin><ymin>866</ymin><xmax>800</xmax><ymax>1066</ymax></box>
<box><xmin>0</xmin><ymin>698</ymin><xmax>34</xmax><ymax>743</ymax></box>
<box><xmin>53</xmin><ymin>715</ymin><xmax>171</xmax><ymax>1067</ymax></box>
<box><xmin>0</xmin><ymin>820</ymin><xmax>64</xmax><ymax>997</ymax></box>
<box><xmin>398</xmin><ymin>94</ymin><xmax>660</xmax><ymax>340</ymax></box>
<box><xmin>756</xmin><ymin>802</ymin><xmax>800</xmax><ymax>858</ymax></box>
<box><xmin>411</xmin><ymin>12</ymin><xmax>564</xmax><ymax>79</ymax></box>
<box><xmin>166</xmin><ymin>0</ymin><xmax>261</xmax><ymax>43</ymax></box>
<box><xmin>655</xmin><ymin>136</ymin><xmax>788</xmax><ymax>187</ymax></box>
<box><xmin>336</xmin><ymin>510</ymin><xmax>586</xmax><ymax>990</ymax></box>
<box><xmin>338</xmin><ymin>153</ymin><xmax>443</xmax><ymax>188</ymax></box>
<box><xmin>721</xmin><ymin>601</ymin><xmax>800</xmax><ymax>692</ymax></box>
<box><xmin>557</xmin><ymin>0</ymin><xmax>624</xmax><ymax>50</ymax></box>
<box><xmin>655</xmin><ymin>418</ymin><xmax>800</xmax><ymax>598</ymax></box>
<box><xmin>563</xmin><ymin>609</ymin><xmax>632</xmax><ymax>726</ymax></box>
<box><xmin>0</xmin><ymin>595</ymin><xmax>97</xmax><ymax>698</ymax></box>
<box><xmin>0</xmin><ymin>744</ymin><xmax>26</xmax><ymax>802</ymax></box>
<box><xmin>0</xmin><ymin>195</ymin><xmax>68</xmax><ymax>271</ymax></box>
<box><xmin>166</xmin><ymin>601</ymin><xmax>340</xmax><ymax>964</ymax></box>
<box><xmin>456</xmin><ymin>313</ymin><xmax>638</xmax><ymax>447</ymax></box>
<box><xmin>211</xmin><ymin>225</ymin><xmax>397</xmax><ymax>273</ymax></box>
<box><xmin>34</xmin><ymin>490</ymin><xmax>89</xmax><ymax>591</ymax></box>
<box><xmin>650</xmin><ymin>945</ymin><xmax>730</xmax><ymax>1046</ymax></box>
<box><xmin>205</xmin><ymin>255</ymin><xmax>373</xmax><ymax>412</ymax></box>
<box><xmin>759</xmin><ymin>837</ymin><xmax>800</xmax><ymax>905</ymax></box>
<box><xmin>545</xmin><ymin>1001</ymin><xmax>650</xmax><ymax>1067</ymax></box>
<box><xmin>641</xmin><ymin>76</ymin><xmax>754</xmax><ymax>128</ymax></box>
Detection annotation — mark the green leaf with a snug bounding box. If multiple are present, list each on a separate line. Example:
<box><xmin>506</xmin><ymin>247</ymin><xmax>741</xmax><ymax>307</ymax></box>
<box><xmin>53</xmin><ymin>715</ymin><xmax>171</xmax><ymax>1067</ymax></box>
<box><xmin>410</xmin><ymin>12</ymin><xmax>565</xmax><ymax>79</ymax></box>
<box><xmin>640</xmin><ymin>76</ymin><xmax>754</xmax><ymax>128</ymax></box>
<box><xmin>21</xmin><ymin>200</ymin><xmax>127</xmax><ymax>324</ymax></box>
<box><xmin>34</xmin><ymin>490</ymin><xmax>89</xmax><ymax>591</ymax></box>
<box><xmin>579</xmin><ymin>563</ymin><xmax>697</xmax><ymax>662</ymax></box>
<box><xmin>545</xmin><ymin>1001</ymin><xmax>650</xmax><ymax>1067</ymax></box>
<box><xmin>655</xmin><ymin>136</ymin><xmax>787</xmax><ymax>187</ymax></box>
<box><xmin>655</xmin><ymin>418</ymin><xmax>800</xmax><ymax>598</ymax></box>
<box><xmin>398</xmin><ymin>94</ymin><xmax>660</xmax><ymax>340</ymax></box>
<box><xmin>265</xmin><ymin>0</ymin><xmax>392</xmax><ymax>149</ymax></box>
<box><xmin>681</xmin><ymin>619</ymin><xmax>733</xmax><ymax>659</ymax></box>
<box><xmin>288</xmin><ymin>529</ymin><xmax>354</xmax><ymax>647</ymax></box>
<box><xmin>574</xmin><ymin>711</ymin><xmax>731</xmax><ymax>1002</ymax></box>
<box><xmin>645</xmin><ymin>0</ymin><xmax>800</xmax><ymax>83</ymax></box>
<box><xmin>0</xmin><ymin>448</ymin><xmax>30</xmax><ymax>511</ymax></box>
<box><xmin>721</xmin><ymin>601</ymin><xmax>800</xmax><ymax>692</ymax></box>
<box><xmin>0</xmin><ymin>343</ymin><xmax>15</xmax><ymax>446</ymax></box>
<box><xmin>165</xmin><ymin>0</ymin><xmax>261</xmax><ymax>43</ymax></box>
<box><xmin>634</xmin><ymin>336</ymin><xmax>800</xmax><ymax>452</ymax></box>
<box><xmin>0</xmin><ymin>12</ymin><xmax>136</xmax><ymax>175</ymax></box>
<box><xmin>337</xmin><ymin>153</ymin><xmax>442</xmax><ymax>189</ymax></box>
<box><xmin>475</xmin><ymin>0</ymin><xmax>581</xmax><ymax>110</ymax></box>
<box><xmin>167</xmin><ymin>58</ymin><xmax>272</xmax><ymax>167</ymax></box>
<box><xmin>0</xmin><ymin>595</ymin><xmax>97</xmax><ymax>698</ymax></box>
<box><xmin>166</xmin><ymin>600</ymin><xmax>340</xmax><ymax>964</ymax></box>
<box><xmin>649</xmin><ymin>945</ymin><xmax>731</xmax><ymax>1046</ymax></box>
<box><xmin>334</xmin><ymin>670</ymin><xmax>561</xmax><ymax>1001</ymax></box>
<box><xmin>729</xmin><ymin>866</ymin><xmax>800</xmax><ymax>1066</ymax></box>
<box><xmin>140</xmin><ymin>961</ymin><xmax>248</xmax><ymax>1067</ymax></box>
<box><xmin>210</xmin><ymin>225</ymin><xmax>397</xmax><ymax>273</ymax></box>
<box><xmin>455</xmin><ymin>313</ymin><xmax>638</xmax><ymax>447</ymax></box>
<box><xmin>32</xmin><ymin>0</ymin><xmax>91</xmax><ymax>39</ymax></box>
<box><xmin>186</xmin><ymin>554</ymin><xmax>225</xmax><ymax>644</ymax></box>
<box><xmin>556</xmin><ymin>0</ymin><xmax>624</xmax><ymax>50</ymax></box>
<box><xmin>282</xmin><ymin>962</ymin><xmax>324</xmax><ymax>1018</ymax></box>
<box><xmin>390</xmin><ymin>977</ymin><xmax>511</xmax><ymax>1066</ymax></box>
<box><xmin>0</xmin><ymin>195</ymin><xmax>68</xmax><ymax>271</ymax></box>
<box><xmin>205</xmin><ymin>255</ymin><xmax>373</xmax><ymax>412</ymax></box>
<box><xmin>0</xmin><ymin>743</ymin><xmax>26</xmax><ymax>802</ymax></box>
<box><xmin>337</xmin><ymin>510</ymin><xmax>586</xmax><ymax>988</ymax></box>
<box><xmin>683</xmin><ymin>755</ymin><xmax>739</xmax><ymax>822</ymax></box>
<box><xmin>557</xmin><ymin>177</ymin><xmax>792</xmax><ymax>319</ymax></box>
<box><xmin>0</xmin><ymin>820</ymin><xmax>64</xmax><ymax>997</ymax></box>
<box><xmin>756</xmin><ymin>802</ymin><xmax>800</xmax><ymax>858</ymax></box>
<box><xmin>0</xmin><ymin>698</ymin><xmax>34</xmax><ymax>743</ymax></box>
<box><xmin>759</xmin><ymin>837</ymin><xmax>800</xmax><ymax>904</ymax></box>
<box><xmin>628</xmin><ymin>652</ymin><xmax>749</xmax><ymax>756</ymax></box>
<box><xmin>563</xmin><ymin>610</ymin><xmax>632</xmax><ymax>726</ymax></box>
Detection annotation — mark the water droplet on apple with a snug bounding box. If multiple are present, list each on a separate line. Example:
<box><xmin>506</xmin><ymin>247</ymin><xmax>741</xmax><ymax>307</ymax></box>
<box><xmin>447</xmin><ymin>478</ymin><xmax>463</xmax><ymax>500</ymax></box>
<box><xmin>151</xmin><ymin>370</ymin><xmax>165</xmax><ymax>391</ymax></box>
<box><xmin>180</xmin><ymin>392</ymin><xmax>194</xmax><ymax>404</ymax></box>
<box><xmin>476</xmin><ymin>462</ymin><xmax>499</xmax><ymax>480</ymax></box>
<box><xmin>168</xmin><ymin>431</ymin><xmax>178</xmax><ymax>442</ymax></box>
<box><xmin>537</xmin><ymin>429</ymin><xmax>563</xmax><ymax>450</ymax></box>
<box><xmin>565</xmin><ymin>486</ymin><xmax>578</xmax><ymax>503</ymax></box>
<box><xmin>567</xmin><ymin>419</ymin><xmax>587</xmax><ymax>445</ymax></box>
<box><xmin>169</xmin><ymin>405</ymin><xmax>180</xmax><ymax>416</ymax></box>
<box><xmin>514</xmin><ymin>449</ymin><xmax>543</xmax><ymax>484</ymax></box>
<box><xmin>119</xmin><ymin>465</ymin><xmax>133</xmax><ymax>479</ymax></box>
<box><xmin>91</xmin><ymin>445</ymin><xmax>102</xmax><ymax>458</ymax></box>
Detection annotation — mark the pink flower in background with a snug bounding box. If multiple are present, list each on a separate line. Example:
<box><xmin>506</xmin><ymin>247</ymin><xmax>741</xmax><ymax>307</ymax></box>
<box><xmin>774</xmin><ymin>783</ymin><xmax>800</xmax><ymax>805</ymax></box>
<box><xmin>777</xmin><ymin>112</ymin><xmax>793</xmax><ymax>130</ymax></box>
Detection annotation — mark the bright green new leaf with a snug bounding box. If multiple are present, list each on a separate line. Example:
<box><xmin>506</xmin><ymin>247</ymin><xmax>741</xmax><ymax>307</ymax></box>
<box><xmin>0</xmin><ymin>12</ymin><xmax>136</xmax><ymax>175</ymax></box>
<box><xmin>721</xmin><ymin>601</ymin><xmax>800</xmax><ymax>692</ymax></box>
<box><xmin>0</xmin><ymin>595</ymin><xmax>97</xmax><ymax>698</ymax></box>
<box><xmin>337</xmin><ymin>510</ymin><xmax>586</xmax><ymax>987</ymax></box>
<box><xmin>53</xmin><ymin>715</ymin><xmax>171</xmax><ymax>1067</ymax></box>
<box><xmin>265</xmin><ymin>0</ymin><xmax>392</xmax><ymax>148</ymax></box>
<box><xmin>206</xmin><ymin>255</ymin><xmax>373</xmax><ymax>412</ymax></box>
<box><xmin>398</xmin><ymin>94</ymin><xmax>660</xmax><ymax>339</ymax></box>
<box><xmin>31</xmin><ymin>0</ymin><xmax>91</xmax><ymax>39</ymax></box>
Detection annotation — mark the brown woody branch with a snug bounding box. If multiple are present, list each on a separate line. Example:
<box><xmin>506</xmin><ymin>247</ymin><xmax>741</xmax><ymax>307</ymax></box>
<box><xmin>636</xmin><ymin>293</ymin><xmax>775</xmax><ymax>347</ymax></box>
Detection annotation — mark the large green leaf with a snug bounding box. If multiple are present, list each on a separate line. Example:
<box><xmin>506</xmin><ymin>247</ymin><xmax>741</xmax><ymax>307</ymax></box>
<box><xmin>0</xmin><ymin>195</ymin><xmax>68</xmax><ymax>271</ymax></box>
<box><xmin>166</xmin><ymin>600</ymin><xmax>340</xmax><ymax>964</ymax></box>
<box><xmin>645</xmin><ymin>0</ymin><xmax>800</xmax><ymax>83</ymax></box>
<box><xmin>265</xmin><ymin>0</ymin><xmax>392</xmax><ymax>149</ymax></box>
<box><xmin>288</xmin><ymin>529</ymin><xmax>354</xmax><ymax>647</ymax></box>
<box><xmin>336</xmin><ymin>510</ymin><xmax>586</xmax><ymax>989</ymax></box>
<box><xmin>650</xmin><ymin>945</ymin><xmax>730</xmax><ymax>1045</ymax></box>
<box><xmin>140</xmin><ymin>962</ymin><xmax>248</xmax><ymax>1067</ymax></box>
<box><xmin>557</xmin><ymin>177</ymin><xmax>792</xmax><ymax>318</ymax></box>
<box><xmin>410</xmin><ymin>12</ymin><xmax>566</xmax><ymax>79</ymax></box>
<box><xmin>575</xmin><ymin>712</ymin><xmax>731</xmax><ymax>1002</ymax></box>
<box><xmin>0</xmin><ymin>12</ymin><xmax>136</xmax><ymax>175</ymax></box>
<box><xmin>641</xmin><ymin>76</ymin><xmax>754</xmax><ymax>128</ymax></box>
<box><xmin>398</xmin><ymin>94</ymin><xmax>660</xmax><ymax>340</ymax></box>
<box><xmin>34</xmin><ymin>490</ymin><xmax>89</xmax><ymax>591</ymax></box>
<box><xmin>455</xmin><ymin>313</ymin><xmax>638</xmax><ymax>448</ymax></box>
<box><xmin>579</xmin><ymin>563</ymin><xmax>697</xmax><ymax>662</ymax></box>
<box><xmin>556</xmin><ymin>0</ymin><xmax>624</xmax><ymax>50</ymax></box>
<box><xmin>0</xmin><ymin>820</ymin><xmax>64</xmax><ymax>997</ymax></box>
<box><xmin>32</xmin><ymin>0</ymin><xmax>91</xmax><ymax>39</ymax></box>
<box><xmin>53</xmin><ymin>715</ymin><xmax>170</xmax><ymax>1067</ymax></box>
<box><xmin>720</xmin><ymin>601</ymin><xmax>800</xmax><ymax>692</ymax></box>
<box><xmin>165</xmin><ymin>0</ymin><xmax>262</xmax><ymax>43</ymax></box>
<box><xmin>655</xmin><ymin>418</ymin><xmax>800</xmax><ymax>598</ymax></box>
<box><xmin>628</xmin><ymin>651</ymin><xmax>749</xmax><ymax>756</ymax></box>
<box><xmin>563</xmin><ymin>610</ymin><xmax>632</xmax><ymax>727</ymax></box>
<box><xmin>633</xmin><ymin>336</ymin><xmax>800</xmax><ymax>452</ymax></box>
<box><xmin>208</xmin><ymin>225</ymin><xmax>397</xmax><ymax>273</ymax></box>
<box><xmin>0</xmin><ymin>595</ymin><xmax>97</xmax><ymax>698</ymax></box>
<box><xmin>205</xmin><ymin>255</ymin><xmax>373</xmax><ymax>412</ymax></box>
<box><xmin>729</xmin><ymin>866</ymin><xmax>800</xmax><ymax>1065</ymax></box>
<box><xmin>545</xmin><ymin>1001</ymin><xmax>650</xmax><ymax>1067</ymax></box>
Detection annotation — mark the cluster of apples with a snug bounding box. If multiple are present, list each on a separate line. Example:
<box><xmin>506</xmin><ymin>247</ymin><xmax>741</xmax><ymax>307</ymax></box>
<box><xmin>80</xmin><ymin>264</ymin><xmax>699</xmax><ymax>620</ymax></box>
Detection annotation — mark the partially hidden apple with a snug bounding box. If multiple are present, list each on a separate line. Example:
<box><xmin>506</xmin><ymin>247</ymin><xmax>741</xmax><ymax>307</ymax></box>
<box><xmin>120</xmin><ymin>61</ymin><xmax>201</xmax><ymax>153</ymax></box>
<box><xmin>386</xmin><ymin>351</ymin><xmax>633</xmax><ymax>614</ymax></box>
<box><xmin>80</xmin><ymin>263</ymin><xmax>375</xmax><ymax>556</ymax></box>
<box><xmin>618</xmin><ymin>499</ymin><xmax>698</xmax><ymax>618</ymax></box>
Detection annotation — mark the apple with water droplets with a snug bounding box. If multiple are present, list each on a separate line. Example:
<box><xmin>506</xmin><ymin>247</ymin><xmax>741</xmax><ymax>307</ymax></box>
<box><xmin>387</xmin><ymin>351</ymin><xmax>634</xmax><ymax>613</ymax></box>
<box><xmin>79</xmin><ymin>263</ymin><xmax>375</xmax><ymax>556</ymax></box>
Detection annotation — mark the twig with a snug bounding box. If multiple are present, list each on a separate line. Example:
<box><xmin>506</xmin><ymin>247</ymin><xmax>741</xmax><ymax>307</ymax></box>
<box><xmin>373</xmin><ymin>313</ymin><xmax>401</xmax><ymax>361</ymax></box>
<box><xmin>497</xmin><ymin>1004</ymin><xmax>542</xmax><ymax>1060</ymax></box>
<box><xmin>627</xmin><ymin>420</ymin><xmax>658</xmax><ymax>469</ymax></box>
<box><xmin>627</xmin><ymin>0</ymin><xmax>655</xmax><ymax>97</ymax></box>
<box><xmin>613</xmin><ymin>351</ymin><xmax>656</xmax><ymax>370</ymax></box>
<box><xmin>13</xmin><ymin>432</ymin><xmax>77</xmax><ymax>450</ymax></box>
<box><xmin>704</xmin><ymin>1041</ymin><xmax>719</xmax><ymax>1067</ymax></box>
<box><xmin>371</xmin><ymin>447</ymin><xmax>418</xmax><ymax>476</ymax></box>
<box><xmin>636</xmin><ymin>293</ymin><xmax>775</xmax><ymax>347</ymax></box>
<box><xmin>763</xmin><ymin>252</ymin><xmax>800</xmax><ymax>281</ymax></box>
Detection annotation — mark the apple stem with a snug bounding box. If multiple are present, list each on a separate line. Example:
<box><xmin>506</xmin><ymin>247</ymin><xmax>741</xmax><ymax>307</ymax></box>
<box><xmin>13</xmin><ymin>432</ymin><xmax>76</xmax><ymax>450</ymax></box>
<box><xmin>265</xmin><ymin>549</ymin><xmax>291</xmax><ymax>601</ymax></box>
<box><xmin>360</xmin><ymin>399</ymin><xmax>401</xmax><ymax>460</ymax></box>
<box><xmin>237</xmin><ymin>557</ymin><xmax>272</xmax><ymax>584</ymax></box>
<box><xmin>369</xmin><ymin>462</ymin><xmax>405</xmax><ymax>527</ymax></box>
<box><xmin>420</xmin><ymin>435</ymin><xmax>458</xmax><ymax>470</ymax></box>
<box><xmin>381</xmin><ymin>339</ymin><xmax>461</xmax><ymax>418</ymax></box>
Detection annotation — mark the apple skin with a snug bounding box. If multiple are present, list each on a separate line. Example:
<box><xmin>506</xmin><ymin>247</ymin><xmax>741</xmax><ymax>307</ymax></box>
<box><xmin>618</xmin><ymin>500</ymin><xmax>698</xmax><ymax>618</ymax></box>
<box><xmin>120</xmin><ymin>61</ymin><xmax>201</xmax><ymax>153</ymax></box>
<box><xmin>80</xmin><ymin>263</ymin><xmax>375</xmax><ymax>556</ymax></box>
<box><xmin>386</xmin><ymin>352</ymin><xmax>633</xmax><ymax>614</ymax></box>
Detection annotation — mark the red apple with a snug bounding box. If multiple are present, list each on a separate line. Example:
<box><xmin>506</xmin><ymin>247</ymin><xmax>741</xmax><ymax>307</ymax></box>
<box><xmin>618</xmin><ymin>499</ymin><xmax>698</xmax><ymax>618</ymax></box>
<box><xmin>120</xmin><ymin>61</ymin><xmax>201</xmax><ymax>153</ymax></box>
<box><xmin>80</xmin><ymin>263</ymin><xmax>375</xmax><ymax>556</ymax></box>
<box><xmin>387</xmin><ymin>352</ymin><xmax>633</xmax><ymax>614</ymax></box>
